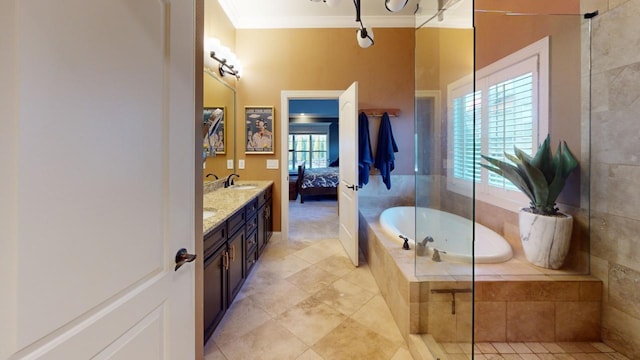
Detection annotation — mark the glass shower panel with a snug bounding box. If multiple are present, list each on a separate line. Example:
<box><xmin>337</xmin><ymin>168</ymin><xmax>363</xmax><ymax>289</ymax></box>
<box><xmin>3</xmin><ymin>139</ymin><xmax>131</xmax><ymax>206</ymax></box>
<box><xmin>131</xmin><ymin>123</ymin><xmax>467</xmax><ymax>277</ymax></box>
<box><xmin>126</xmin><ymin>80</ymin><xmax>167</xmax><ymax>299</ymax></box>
<box><xmin>414</xmin><ymin>0</ymin><xmax>475</xmax><ymax>350</ymax></box>
<box><xmin>414</xmin><ymin>0</ymin><xmax>592</xmax><ymax>356</ymax></box>
<box><xmin>474</xmin><ymin>5</ymin><xmax>593</xmax><ymax>277</ymax></box>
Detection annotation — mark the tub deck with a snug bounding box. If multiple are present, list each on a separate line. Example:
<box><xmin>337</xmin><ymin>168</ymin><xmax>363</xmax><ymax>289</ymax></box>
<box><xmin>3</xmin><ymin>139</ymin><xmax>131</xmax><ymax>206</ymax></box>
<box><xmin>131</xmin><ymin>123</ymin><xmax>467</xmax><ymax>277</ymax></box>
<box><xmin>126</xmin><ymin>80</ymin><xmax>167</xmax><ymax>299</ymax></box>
<box><xmin>358</xmin><ymin>204</ymin><xmax>602</xmax><ymax>359</ymax></box>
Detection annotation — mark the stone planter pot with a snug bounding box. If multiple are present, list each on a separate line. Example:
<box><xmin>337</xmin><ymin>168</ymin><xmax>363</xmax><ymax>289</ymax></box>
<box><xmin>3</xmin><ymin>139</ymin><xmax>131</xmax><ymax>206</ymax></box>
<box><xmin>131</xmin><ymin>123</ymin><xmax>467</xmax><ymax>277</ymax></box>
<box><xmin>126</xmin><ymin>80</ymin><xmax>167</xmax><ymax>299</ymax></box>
<box><xmin>518</xmin><ymin>209</ymin><xmax>573</xmax><ymax>269</ymax></box>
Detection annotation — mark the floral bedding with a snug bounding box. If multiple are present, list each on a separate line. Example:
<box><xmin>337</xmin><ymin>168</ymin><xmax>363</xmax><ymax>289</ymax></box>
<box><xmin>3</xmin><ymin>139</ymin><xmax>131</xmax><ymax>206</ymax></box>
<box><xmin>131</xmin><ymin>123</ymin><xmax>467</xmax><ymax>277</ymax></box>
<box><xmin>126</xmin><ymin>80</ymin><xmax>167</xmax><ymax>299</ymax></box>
<box><xmin>300</xmin><ymin>167</ymin><xmax>339</xmax><ymax>189</ymax></box>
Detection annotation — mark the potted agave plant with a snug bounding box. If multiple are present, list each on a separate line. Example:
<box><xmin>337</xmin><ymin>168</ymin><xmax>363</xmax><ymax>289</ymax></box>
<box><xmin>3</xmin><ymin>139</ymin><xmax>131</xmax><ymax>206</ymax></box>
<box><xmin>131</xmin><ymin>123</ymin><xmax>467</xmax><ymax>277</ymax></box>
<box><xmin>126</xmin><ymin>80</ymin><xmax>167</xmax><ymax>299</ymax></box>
<box><xmin>481</xmin><ymin>135</ymin><xmax>578</xmax><ymax>269</ymax></box>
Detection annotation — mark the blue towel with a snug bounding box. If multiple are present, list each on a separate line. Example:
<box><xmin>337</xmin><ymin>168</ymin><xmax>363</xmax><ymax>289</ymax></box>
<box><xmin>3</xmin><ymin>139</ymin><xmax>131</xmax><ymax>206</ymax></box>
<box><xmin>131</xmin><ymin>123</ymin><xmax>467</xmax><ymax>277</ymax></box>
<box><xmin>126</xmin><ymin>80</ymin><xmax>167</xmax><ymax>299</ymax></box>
<box><xmin>358</xmin><ymin>112</ymin><xmax>374</xmax><ymax>188</ymax></box>
<box><xmin>374</xmin><ymin>112</ymin><xmax>398</xmax><ymax>190</ymax></box>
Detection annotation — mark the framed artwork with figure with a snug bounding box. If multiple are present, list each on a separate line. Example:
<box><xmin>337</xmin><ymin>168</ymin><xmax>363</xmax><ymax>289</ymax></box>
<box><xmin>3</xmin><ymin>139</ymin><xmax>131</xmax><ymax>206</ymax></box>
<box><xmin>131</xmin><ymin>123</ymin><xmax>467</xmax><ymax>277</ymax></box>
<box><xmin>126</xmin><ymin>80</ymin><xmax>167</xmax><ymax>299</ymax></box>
<box><xmin>245</xmin><ymin>106</ymin><xmax>274</xmax><ymax>154</ymax></box>
<box><xmin>203</xmin><ymin>107</ymin><xmax>226</xmax><ymax>155</ymax></box>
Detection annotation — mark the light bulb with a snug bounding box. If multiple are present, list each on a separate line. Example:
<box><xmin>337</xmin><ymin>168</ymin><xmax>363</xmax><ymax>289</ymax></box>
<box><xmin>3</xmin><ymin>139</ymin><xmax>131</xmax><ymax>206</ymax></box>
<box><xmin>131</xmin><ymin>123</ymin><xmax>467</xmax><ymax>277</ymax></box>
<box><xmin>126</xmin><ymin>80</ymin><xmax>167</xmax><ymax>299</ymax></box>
<box><xmin>356</xmin><ymin>27</ymin><xmax>374</xmax><ymax>48</ymax></box>
<box><xmin>218</xmin><ymin>46</ymin><xmax>231</xmax><ymax>62</ymax></box>
<box><xmin>324</xmin><ymin>0</ymin><xmax>341</xmax><ymax>7</ymax></box>
<box><xmin>385</xmin><ymin>0</ymin><xmax>408</xmax><ymax>12</ymax></box>
<box><xmin>205</xmin><ymin>38</ymin><xmax>221</xmax><ymax>53</ymax></box>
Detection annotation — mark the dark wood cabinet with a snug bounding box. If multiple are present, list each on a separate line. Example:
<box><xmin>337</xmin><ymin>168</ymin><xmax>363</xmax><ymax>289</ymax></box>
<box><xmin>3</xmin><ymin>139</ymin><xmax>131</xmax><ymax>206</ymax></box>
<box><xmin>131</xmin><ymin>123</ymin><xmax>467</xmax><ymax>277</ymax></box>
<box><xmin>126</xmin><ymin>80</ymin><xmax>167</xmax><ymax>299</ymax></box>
<box><xmin>227</xmin><ymin>226</ymin><xmax>245</xmax><ymax>302</ymax></box>
<box><xmin>203</xmin><ymin>209</ymin><xmax>246</xmax><ymax>344</ymax></box>
<box><xmin>203</xmin><ymin>184</ymin><xmax>273</xmax><ymax>343</ymax></box>
<box><xmin>257</xmin><ymin>186</ymin><xmax>272</xmax><ymax>255</ymax></box>
<box><xmin>203</xmin><ymin>243</ymin><xmax>226</xmax><ymax>342</ymax></box>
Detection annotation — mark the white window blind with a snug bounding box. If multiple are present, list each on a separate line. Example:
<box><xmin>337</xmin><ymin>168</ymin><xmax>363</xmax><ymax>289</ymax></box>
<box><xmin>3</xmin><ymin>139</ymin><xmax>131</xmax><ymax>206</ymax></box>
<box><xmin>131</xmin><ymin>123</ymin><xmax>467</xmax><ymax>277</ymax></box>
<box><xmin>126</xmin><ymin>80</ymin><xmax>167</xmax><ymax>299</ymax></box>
<box><xmin>487</xmin><ymin>72</ymin><xmax>534</xmax><ymax>190</ymax></box>
<box><xmin>452</xmin><ymin>90</ymin><xmax>481</xmax><ymax>183</ymax></box>
<box><xmin>446</xmin><ymin>37</ymin><xmax>549</xmax><ymax>211</ymax></box>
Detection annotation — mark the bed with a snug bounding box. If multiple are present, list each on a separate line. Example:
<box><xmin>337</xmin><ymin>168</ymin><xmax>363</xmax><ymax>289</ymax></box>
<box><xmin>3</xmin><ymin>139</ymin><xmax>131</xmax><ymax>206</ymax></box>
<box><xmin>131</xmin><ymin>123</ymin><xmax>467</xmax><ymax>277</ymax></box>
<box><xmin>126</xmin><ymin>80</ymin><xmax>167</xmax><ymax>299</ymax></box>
<box><xmin>296</xmin><ymin>161</ymin><xmax>339</xmax><ymax>203</ymax></box>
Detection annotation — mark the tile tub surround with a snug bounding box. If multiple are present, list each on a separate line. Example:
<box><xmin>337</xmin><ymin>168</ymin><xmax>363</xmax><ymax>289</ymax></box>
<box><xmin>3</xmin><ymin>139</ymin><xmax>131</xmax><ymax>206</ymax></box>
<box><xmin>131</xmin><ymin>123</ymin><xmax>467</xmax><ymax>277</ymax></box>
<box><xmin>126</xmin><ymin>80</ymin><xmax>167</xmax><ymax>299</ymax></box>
<box><xmin>358</xmin><ymin>204</ymin><xmax>603</xmax><ymax>347</ymax></box>
<box><xmin>586</xmin><ymin>0</ymin><xmax>640</xmax><ymax>358</ymax></box>
<box><xmin>202</xmin><ymin>180</ymin><xmax>273</xmax><ymax>235</ymax></box>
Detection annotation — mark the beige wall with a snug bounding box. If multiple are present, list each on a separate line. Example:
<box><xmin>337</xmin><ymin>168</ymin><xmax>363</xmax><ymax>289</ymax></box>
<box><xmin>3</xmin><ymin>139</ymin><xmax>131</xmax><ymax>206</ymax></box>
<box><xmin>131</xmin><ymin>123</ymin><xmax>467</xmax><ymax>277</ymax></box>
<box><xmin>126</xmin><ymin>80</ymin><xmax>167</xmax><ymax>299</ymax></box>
<box><xmin>234</xmin><ymin>28</ymin><xmax>415</xmax><ymax>231</ymax></box>
<box><xmin>586</xmin><ymin>0</ymin><xmax>640</xmax><ymax>357</ymax></box>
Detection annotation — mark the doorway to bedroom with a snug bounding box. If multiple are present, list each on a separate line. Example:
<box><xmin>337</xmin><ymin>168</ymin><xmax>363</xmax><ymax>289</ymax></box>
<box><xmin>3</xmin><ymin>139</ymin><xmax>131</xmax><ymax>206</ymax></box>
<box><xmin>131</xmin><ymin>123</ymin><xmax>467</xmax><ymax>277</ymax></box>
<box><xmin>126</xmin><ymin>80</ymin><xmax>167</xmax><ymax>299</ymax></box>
<box><xmin>288</xmin><ymin>99</ymin><xmax>339</xmax><ymax>202</ymax></box>
<box><xmin>279</xmin><ymin>91</ymin><xmax>342</xmax><ymax>242</ymax></box>
<box><xmin>287</xmin><ymin>98</ymin><xmax>340</xmax><ymax>239</ymax></box>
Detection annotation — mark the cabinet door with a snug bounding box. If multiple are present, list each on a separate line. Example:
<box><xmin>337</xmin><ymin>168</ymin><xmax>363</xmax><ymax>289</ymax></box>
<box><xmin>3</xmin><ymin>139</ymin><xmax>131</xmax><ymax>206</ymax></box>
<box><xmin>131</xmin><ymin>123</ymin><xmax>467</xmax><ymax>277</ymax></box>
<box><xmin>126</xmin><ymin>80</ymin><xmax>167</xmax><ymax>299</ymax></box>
<box><xmin>257</xmin><ymin>204</ymin><xmax>267</xmax><ymax>255</ymax></box>
<box><xmin>203</xmin><ymin>244</ymin><xmax>227</xmax><ymax>343</ymax></box>
<box><xmin>227</xmin><ymin>229</ymin><xmax>245</xmax><ymax>304</ymax></box>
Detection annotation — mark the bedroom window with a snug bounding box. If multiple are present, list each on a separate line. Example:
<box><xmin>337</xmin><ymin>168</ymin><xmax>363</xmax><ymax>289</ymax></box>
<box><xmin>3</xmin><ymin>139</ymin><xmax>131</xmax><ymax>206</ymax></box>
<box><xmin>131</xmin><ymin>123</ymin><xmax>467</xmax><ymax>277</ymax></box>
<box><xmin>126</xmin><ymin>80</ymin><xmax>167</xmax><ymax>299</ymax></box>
<box><xmin>447</xmin><ymin>37</ymin><xmax>549</xmax><ymax>211</ymax></box>
<box><xmin>288</xmin><ymin>123</ymin><xmax>331</xmax><ymax>172</ymax></box>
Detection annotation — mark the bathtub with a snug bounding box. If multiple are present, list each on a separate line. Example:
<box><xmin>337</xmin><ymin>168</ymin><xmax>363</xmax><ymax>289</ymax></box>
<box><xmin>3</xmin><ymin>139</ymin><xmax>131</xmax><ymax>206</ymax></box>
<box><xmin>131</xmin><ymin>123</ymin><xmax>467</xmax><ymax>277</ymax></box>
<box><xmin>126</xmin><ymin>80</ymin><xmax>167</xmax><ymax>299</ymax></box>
<box><xmin>379</xmin><ymin>206</ymin><xmax>513</xmax><ymax>263</ymax></box>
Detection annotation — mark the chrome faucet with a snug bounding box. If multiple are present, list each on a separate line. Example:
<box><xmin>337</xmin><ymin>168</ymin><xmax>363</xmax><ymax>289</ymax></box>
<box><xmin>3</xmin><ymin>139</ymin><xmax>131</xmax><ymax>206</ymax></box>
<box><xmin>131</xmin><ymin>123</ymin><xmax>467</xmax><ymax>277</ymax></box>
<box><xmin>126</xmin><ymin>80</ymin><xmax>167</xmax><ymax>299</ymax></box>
<box><xmin>225</xmin><ymin>173</ymin><xmax>240</xmax><ymax>187</ymax></box>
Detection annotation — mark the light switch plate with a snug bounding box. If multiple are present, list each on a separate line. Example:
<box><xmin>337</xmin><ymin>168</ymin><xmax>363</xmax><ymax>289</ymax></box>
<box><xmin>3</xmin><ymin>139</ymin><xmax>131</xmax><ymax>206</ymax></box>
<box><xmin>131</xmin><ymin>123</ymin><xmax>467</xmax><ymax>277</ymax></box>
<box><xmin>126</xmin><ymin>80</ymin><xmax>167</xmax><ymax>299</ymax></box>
<box><xmin>266</xmin><ymin>159</ymin><xmax>279</xmax><ymax>169</ymax></box>
<box><xmin>227</xmin><ymin>159</ymin><xmax>234</xmax><ymax>169</ymax></box>
<box><xmin>238</xmin><ymin>159</ymin><xmax>245</xmax><ymax>169</ymax></box>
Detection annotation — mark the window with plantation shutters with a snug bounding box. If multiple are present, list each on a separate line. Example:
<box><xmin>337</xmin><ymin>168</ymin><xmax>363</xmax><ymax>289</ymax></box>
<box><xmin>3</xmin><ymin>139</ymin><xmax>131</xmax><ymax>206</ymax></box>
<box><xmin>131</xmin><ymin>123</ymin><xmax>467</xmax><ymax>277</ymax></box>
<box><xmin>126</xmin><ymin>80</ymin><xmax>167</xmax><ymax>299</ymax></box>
<box><xmin>447</xmin><ymin>37</ymin><xmax>549</xmax><ymax>211</ymax></box>
<box><xmin>487</xmin><ymin>71</ymin><xmax>535</xmax><ymax>191</ymax></box>
<box><xmin>452</xmin><ymin>89</ymin><xmax>481</xmax><ymax>183</ymax></box>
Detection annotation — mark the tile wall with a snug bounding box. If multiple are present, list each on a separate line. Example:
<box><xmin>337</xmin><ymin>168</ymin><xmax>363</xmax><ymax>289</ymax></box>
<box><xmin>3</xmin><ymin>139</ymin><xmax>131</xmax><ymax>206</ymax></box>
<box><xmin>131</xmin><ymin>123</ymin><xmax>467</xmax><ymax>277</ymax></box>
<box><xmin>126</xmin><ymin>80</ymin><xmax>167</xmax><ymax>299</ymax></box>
<box><xmin>584</xmin><ymin>0</ymin><xmax>640</xmax><ymax>357</ymax></box>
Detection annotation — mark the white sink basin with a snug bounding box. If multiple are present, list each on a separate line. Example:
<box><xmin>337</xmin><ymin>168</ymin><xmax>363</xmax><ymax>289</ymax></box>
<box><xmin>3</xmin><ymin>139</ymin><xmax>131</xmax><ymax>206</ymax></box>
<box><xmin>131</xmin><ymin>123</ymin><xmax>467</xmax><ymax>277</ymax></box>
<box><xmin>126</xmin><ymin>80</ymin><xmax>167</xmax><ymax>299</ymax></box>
<box><xmin>230</xmin><ymin>184</ymin><xmax>257</xmax><ymax>190</ymax></box>
<box><xmin>203</xmin><ymin>210</ymin><xmax>217</xmax><ymax>219</ymax></box>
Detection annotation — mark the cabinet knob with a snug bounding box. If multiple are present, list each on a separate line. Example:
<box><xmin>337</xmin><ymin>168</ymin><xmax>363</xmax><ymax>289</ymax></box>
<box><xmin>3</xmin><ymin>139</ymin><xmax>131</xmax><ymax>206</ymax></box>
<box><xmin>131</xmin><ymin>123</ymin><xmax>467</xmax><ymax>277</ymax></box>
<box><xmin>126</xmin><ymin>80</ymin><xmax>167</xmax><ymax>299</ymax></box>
<box><xmin>174</xmin><ymin>248</ymin><xmax>197</xmax><ymax>271</ymax></box>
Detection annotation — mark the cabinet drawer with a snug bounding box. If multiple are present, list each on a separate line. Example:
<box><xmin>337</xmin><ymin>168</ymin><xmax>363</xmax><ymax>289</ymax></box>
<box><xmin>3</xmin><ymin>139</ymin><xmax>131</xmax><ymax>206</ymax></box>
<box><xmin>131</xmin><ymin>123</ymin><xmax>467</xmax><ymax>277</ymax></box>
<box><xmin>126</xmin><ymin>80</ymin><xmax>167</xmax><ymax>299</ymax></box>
<box><xmin>245</xmin><ymin>198</ymin><xmax>259</xmax><ymax>216</ymax></box>
<box><xmin>246</xmin><ymin>214</ymin><xmax>258</xmax><ymax>235</ymax></box>
<box><xmin>204</xmin><ymin>224</ymin><xmax>226</xmax><ymax>259</ymax></box>
<box><xmin>258</xmin><ymin>187</ymin><xmax>271</xmax><ymax>207</ymax></box>
<box><xmin>246</xmin><ymin>245</ymin><xmax>257</xmax><ymax>275</ymax></box>
<box><xmin>227</xmin><ymin>208</ymin><xmax>246</xmax><ymax>236</ymax></box>
<box><xmin>246</xmin><ymin>230</ymin><xmax>258</xmax><ymax>255</ymax></box>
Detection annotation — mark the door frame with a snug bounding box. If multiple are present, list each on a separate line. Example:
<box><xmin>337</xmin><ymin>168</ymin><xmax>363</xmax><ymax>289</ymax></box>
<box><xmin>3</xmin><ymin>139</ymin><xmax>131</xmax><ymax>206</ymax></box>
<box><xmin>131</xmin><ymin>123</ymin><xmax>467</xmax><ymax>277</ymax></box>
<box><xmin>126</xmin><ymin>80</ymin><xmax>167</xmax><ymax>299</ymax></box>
<box><xmin>279</xmin><ymin>90</ymin><xmax>343</xmax><ymax>241</ymax></box>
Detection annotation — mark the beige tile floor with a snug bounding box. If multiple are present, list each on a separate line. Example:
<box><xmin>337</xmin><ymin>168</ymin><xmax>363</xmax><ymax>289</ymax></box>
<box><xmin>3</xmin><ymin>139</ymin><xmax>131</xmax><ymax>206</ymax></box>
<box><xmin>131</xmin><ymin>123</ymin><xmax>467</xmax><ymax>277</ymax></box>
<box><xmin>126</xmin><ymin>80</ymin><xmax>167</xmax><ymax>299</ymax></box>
<box><xmin>204</xmin><ymin>198</ymin><xmax>413</xmax><ymax>360</ymax></box>
<box><xmin>440</xmin><ymin>341</ymin><xmax>630</xmax><ymax>360</ymax></box>
<box><xmin>204</xmin><ymin>198</ymin><xmax>629</xmax><ymax>360</ymax></box>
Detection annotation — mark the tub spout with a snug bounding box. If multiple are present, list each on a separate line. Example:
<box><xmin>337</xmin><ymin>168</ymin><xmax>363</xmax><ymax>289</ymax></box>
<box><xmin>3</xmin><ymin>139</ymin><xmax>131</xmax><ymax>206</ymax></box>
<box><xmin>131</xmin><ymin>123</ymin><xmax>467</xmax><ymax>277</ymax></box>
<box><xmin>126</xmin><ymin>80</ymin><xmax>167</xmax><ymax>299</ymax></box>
<box><xmin>399</xmin><ymin>235</ymin><xmax>410</xmax><ymax>250</ymax></box>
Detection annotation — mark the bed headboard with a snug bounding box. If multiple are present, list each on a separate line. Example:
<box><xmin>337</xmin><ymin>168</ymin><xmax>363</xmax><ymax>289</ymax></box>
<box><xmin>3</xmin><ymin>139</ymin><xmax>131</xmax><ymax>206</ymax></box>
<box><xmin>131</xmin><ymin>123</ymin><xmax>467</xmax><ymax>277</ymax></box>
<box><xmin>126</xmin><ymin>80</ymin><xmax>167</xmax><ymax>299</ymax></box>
<box><xmin>297</xmin><ymin>161</ymin><xmax>306</xmax><ymax>180</ymax></box>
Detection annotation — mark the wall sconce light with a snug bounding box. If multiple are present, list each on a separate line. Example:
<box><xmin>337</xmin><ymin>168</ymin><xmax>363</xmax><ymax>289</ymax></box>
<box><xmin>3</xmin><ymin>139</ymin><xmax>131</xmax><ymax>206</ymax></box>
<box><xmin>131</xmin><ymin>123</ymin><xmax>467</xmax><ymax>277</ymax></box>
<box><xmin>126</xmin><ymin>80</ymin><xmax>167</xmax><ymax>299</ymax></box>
<box><xmin>204</xmin><ymin>38</ymin><xmax>242</xmax><ymax>79</ymax></box>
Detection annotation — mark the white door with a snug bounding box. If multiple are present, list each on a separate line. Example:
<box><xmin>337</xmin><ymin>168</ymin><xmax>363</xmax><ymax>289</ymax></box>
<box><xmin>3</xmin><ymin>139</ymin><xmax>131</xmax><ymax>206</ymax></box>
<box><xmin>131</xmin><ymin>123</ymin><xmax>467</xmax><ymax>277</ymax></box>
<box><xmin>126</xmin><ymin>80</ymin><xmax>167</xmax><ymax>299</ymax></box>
<box><xmin>0</xmin><ymin>1</ymin><xmax>196</xmax><ymax>359</ymax></box>
<box><xmin>338</xmin><ymin>82</ymin><xmax>359</xmax><ymax>266</ymax></box>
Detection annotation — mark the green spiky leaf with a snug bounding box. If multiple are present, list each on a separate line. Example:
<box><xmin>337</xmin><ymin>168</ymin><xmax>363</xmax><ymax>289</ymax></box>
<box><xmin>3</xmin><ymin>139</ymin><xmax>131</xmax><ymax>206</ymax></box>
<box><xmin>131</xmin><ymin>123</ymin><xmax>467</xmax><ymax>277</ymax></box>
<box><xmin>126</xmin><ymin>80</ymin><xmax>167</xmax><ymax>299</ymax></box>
<box><xmin>480</xmin><ymin>134</ymin><xmax>579</xmax><ymax>216</ymax></box>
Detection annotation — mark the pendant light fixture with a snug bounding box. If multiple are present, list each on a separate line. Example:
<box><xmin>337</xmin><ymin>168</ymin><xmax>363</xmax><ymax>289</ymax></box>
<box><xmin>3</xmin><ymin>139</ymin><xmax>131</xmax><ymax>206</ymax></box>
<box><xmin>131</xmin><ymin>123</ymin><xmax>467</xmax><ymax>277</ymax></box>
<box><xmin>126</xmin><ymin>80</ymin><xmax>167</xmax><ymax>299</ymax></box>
<box><xmin>311</xmin><ymin>0</ymin><xmax>409</xmax><ymax>48</ymax></box>
<box><xmin>354</xmin><ymin>0</ymin><xmax>374</xmax><ymax>48</ymax></box>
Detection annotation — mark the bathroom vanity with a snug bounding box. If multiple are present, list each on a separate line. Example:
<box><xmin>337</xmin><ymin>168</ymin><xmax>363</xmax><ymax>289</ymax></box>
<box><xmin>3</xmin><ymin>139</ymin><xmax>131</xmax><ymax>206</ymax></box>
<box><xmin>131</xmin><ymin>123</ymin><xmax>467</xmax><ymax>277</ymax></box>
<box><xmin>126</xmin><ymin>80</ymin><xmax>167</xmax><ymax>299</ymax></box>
<box><xmin>202</xmin><ymin>181</ymin><xmax>273</xmax><ymax>342</ymax></box>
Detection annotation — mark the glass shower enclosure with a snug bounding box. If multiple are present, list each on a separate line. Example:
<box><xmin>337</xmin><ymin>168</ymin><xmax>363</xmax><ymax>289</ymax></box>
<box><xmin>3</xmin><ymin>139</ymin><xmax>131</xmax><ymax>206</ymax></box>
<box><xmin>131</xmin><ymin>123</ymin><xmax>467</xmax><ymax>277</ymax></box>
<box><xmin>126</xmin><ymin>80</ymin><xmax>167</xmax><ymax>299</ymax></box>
<box><xmin>413</xmin><ymin>0</ymin><xmax>593</xmax><ymax>355</ymax></box>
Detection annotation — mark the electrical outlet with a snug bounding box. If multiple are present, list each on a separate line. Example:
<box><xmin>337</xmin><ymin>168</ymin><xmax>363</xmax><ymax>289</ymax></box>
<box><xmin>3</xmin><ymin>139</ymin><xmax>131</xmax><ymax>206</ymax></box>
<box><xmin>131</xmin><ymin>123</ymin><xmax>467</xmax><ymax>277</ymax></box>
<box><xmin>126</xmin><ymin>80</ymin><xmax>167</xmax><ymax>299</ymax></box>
<box><xmin>238</xmin><ymin>159</ymin><xmax>245</xmax><ymax>169</ymax></box>
<box><xmin>227</xmin><ymin>159</ymin><xmax>233</xmax><ymax>169</ymax></box>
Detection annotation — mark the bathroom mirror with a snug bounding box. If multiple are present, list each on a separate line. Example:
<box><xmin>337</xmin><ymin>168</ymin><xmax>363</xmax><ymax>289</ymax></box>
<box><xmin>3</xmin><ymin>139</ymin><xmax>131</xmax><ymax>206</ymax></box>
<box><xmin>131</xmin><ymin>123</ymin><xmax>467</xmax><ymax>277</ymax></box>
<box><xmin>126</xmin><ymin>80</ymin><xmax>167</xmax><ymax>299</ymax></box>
<box><xmin>203</xmin><ymin>69</ymin><xmax>236</xmax><ymax>177</ymax></box>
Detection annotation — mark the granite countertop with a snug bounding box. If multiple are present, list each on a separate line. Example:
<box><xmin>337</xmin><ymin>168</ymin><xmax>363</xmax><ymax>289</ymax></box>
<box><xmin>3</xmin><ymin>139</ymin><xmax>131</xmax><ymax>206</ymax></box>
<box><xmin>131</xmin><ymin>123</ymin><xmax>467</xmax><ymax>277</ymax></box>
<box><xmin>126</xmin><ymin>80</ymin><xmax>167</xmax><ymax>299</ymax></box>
<box><xmin>203</xmin><ymin>180</ymin><xmax>273</xmax><ymax>236</ymax></box>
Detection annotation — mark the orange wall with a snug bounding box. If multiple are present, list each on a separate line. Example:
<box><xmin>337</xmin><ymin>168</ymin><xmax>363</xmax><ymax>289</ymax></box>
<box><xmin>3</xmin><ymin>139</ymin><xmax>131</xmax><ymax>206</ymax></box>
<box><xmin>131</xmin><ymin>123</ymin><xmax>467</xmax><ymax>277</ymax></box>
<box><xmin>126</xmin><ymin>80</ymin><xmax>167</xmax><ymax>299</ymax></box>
<box><xmin>234</xmin><ymin>28</ymin><xmax>416</xmax><ymax>231</ymax></box>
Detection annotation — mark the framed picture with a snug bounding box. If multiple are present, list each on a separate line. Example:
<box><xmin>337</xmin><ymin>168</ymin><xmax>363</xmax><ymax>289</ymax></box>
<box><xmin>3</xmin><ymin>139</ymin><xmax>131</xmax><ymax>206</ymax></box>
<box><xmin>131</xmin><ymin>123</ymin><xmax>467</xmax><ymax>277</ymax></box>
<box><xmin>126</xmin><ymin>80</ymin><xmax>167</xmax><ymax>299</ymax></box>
<box><xmin>245</xmin><ymin>106</ymin><xmax>275</xmax><ymax>154</ymax></box>
<box><xmin>203</xmin><ymin>107</ymin><xmax>226</xmax><ymax>155</ymax></box>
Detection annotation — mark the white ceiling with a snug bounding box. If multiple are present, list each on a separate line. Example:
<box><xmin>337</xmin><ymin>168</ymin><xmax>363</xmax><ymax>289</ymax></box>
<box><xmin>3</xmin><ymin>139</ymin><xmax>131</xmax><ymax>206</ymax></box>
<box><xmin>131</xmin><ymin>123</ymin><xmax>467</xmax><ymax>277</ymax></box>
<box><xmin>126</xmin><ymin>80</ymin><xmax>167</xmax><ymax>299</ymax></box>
<box><xmin>217</xmin><ymin>0</ymin><xmax>472</xmax><ymax>29</ymax></box>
